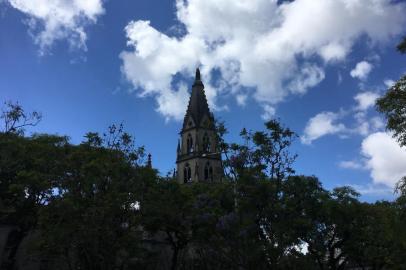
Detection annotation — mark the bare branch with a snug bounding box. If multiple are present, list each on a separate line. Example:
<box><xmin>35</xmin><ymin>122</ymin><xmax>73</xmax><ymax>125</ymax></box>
<box><xmin>1</xmin><ymin>101</ymin><xmax>42</xmax><ymax>135</ymax></box>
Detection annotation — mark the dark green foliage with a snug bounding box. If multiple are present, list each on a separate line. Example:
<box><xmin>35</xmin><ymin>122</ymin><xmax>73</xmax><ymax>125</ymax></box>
<box><xmin>397</xmin><ymin>37</ymin><xmax>406</xmax><ymax>54</ymax></box>
<box><xmin>2</xmin><ymin>117</ymin><xmax>406</xmax><ymax>269</ymax></box>
<box><xmin>0</xmin><ymin>133</ymin><xmax>68</xmax><ymax>229</ymax></box>
<box><xmin>376</xmin><ymin>75</ymin><xmax>406</xmax><ymax>147</ymax></box>
<box><xmin>218</xmin><ymin>119</ymin><xmax>297</xmax><ymax>183</ymax></box>
<box><xmin>36</xmin><ymin>145</ymin><xmax>151</xmax><ymax>269</ymax></box>
<box><xmin>374</xmin><ymin>38</ymin><xmax>406</xmax><ymax>239</ymax></box>
<box><xmin>0</xmin><ymin>125</ymin><xmax>153</xmax><ymax>269</ymax></box>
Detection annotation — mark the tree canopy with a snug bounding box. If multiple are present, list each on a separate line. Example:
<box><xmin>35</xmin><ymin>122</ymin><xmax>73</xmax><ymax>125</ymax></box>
<box><xmin>1</xmin><ymin>102</ymin><xmax>406</xmax><ymax>269</ymax></box>
<box><xmin>376</xmin><ymin>75</ymin><xmax>406</xmax><ymax>147</ymax></box>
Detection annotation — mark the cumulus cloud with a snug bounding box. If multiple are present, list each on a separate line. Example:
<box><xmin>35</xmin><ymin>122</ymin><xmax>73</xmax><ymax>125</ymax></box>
<box><xmin>304</xmin><ymin>91</ymin><xmax>401</xmax><ymax>191</ymax></box>
<box><xmin>349</xmin><ymin>183</ymin><xmax>393</xmax><ymax>196</ymax></box>
<box><xmin>336</xmin><ymin>125</ymin><xmax>406</xmax><ymax>191</ymax></box>
<box><xmin>370</xmin><ymin>116</ymin><xmax>385</xmax><ymax>130</ymax></box>
<box><xmin>354</xmin><ymin>91</ymin><xmax>380</xmax><ymax>111</ymax></box>
<box><xmin>339</xmin><ymin>160</ymin><xmax>365</xmax><ymax>170</ymax></box>
<box><xmin>6</xmin><ymin>0</ymin><xmax>104</xmax><ymax>54</ymax></box>
<box><xmin>352</xmin><ymin>92</ymin><xmax>383</xmax><ymax>135</ymax></box>
<box><xmin>236</xmin><ymin>94</ymin><xmax>248</xmax><ymax>107</ymax></box>
<box><xmin>288</xmin><ymin>64</ymin><xmax>325</xmax><ymax>94</ymax></box>
<box><xmin>301</xmin><ymin>112</ymin><xmax>346</xmax><ymax>144</ymax></box>
<box><xmin>302</xmin><ymin>90</ymin><xmax>384</xmax><ymax>143</ymax></box>
<box><xmin>120</xmin><ymin>0</ymin><xmax>406</xmax><ymax>120</ymax></box>
<box><xmin>384</xmin><ymin>79</ymin><xmax>395</xmax><ymax>88</ymax></box>
<box><xmin>362</xmin><ymin>132</ymin><xmax>406</xmax><ymax>188</ymax></box>
<box><xmin>261</xmin><ymin>105</ymin><xmax>276</xmax><ymax>121</ymax></box>
<box><xmin>156</xmin><ymin>83</ymin><xmax>191</xmax><ymax>122</ymax></box>
<box><xmin>350</xmin><ymin>61</ymin><xmax>373</xmax><ymax>80</ymax></box>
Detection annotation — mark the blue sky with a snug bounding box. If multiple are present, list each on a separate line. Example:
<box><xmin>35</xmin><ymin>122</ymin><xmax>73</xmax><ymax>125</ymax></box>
<box><xmin>1</xmin><ymin>0</ymin><xmax>406</xmax><ymax>201</ymax></box>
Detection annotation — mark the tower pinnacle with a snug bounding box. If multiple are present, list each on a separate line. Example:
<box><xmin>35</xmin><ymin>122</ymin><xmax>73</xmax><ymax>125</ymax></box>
<box><xmin>195</xmin><ymin>68</ymin><xmax>201</xmax><ymax>81</ymax></box>
<box><xmin>147</xmin><ymin>153</ymin><xmax>152</xmax><ymax>168</ymax></box>
<box><xmin>176</xmin><ymin>67</ymin><xmax>222</xmax><ymax>184</ymax></box>
<box><xmin>193</xmin><ymin>68</ymin><xmax>203</xmax><ymax>86</ymax></box>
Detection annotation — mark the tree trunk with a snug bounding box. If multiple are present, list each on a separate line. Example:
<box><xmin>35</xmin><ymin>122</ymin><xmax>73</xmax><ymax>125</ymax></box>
<box><xmin>171</xmin><ymin>247</ymin><xmax>179</xmax><ymax>270</ymax></box>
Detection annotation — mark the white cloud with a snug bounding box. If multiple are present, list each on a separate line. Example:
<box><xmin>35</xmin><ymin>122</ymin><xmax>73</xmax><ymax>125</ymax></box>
<box><xmin>352</xmin><ymin>112</ymin><xmax>385</xmax><ymax>135</ymax></box>
<box><xmin>288</xmin><ymin>64</ymin><xmax>325</xmax><ymax>94</ymax></box>
<box><xmin>304</xmin><ymin>92</ymin><xmax>401</xmax><ymax>192</ymax></box>
<box><xmin>353</xmin><ymin>117</ymin><xmax>370</xmax><ymax>136</ymax></box>
<box><xmin>6</xmin><ymin>0</ymin><xmax>104</xmax><ymax>54</ymax></box>
<box><xmin>301</xmin><ymin>112</ymin><xmax>346</xmax><ymax>144</ymax></box>
<box><xmin>261</xmin><ymin>104</ymin><xmax>276</xmax><ymax>121</ymax></box>
<box><xmin>302</xmin><ymin>91</ymin><xmax>384</xmax><ymax>144</ymax></box>
<box><xmin>351</xmin><ymin>92</ymin><xmax>382</xmax><ymax>135</ymax></box>
<box><xmin>350</xmin><ymin>61</ymin><xmax>373</xmax><ymax>80</ymax></box>
<box><xmin>354</xmin><ymin>91</ymin><xmax>380</xmax><ymax>111</ymax></box>
<box><xmin>370</xmin><ymin>116</ymin><xmax>385</xmax><ymax>130</ymax></box>
<box><xmin>339</xmin><ymin>160</ymin><xmax>365</xmax><ymax>170</ymax></box>
<box><xmin>362</xmin><ymin>132</ymin><xmax>406</xmax><ymax>188</ymax></box>
<box><xmin>384</xmin><ymin>79</ymin><xmax>395</xmax><ymax>88</ymax></box>
<box><xmin>337</xmin><ymin>72</ymin><xmax>343</xmax><ymax>85</ymax></box>
<box><xmin>319</xmin><ymin>43</ymin><xmax>347</xmax><ymax>62</ymax></box>
<box><xmin>349</xmin><ymin>183</ymin><xmax>393</xmax><ymax>196</ymax></box>
<box><xmin>120</xmin><ymin>0</ymin><xmax>406</xmax><ymax>120</ymax></box>
<box><xmin>156</xmin><ymin>83</ymin><xmax>190</xmax><ymax>122</ymax></box>
<box><xmin>236</xmin><ymin>94</ymin><xmax>248</xmax><ymax>107</ymax></box>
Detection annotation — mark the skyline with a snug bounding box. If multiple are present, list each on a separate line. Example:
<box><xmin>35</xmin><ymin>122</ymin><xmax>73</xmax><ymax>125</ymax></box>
<box><xmin>1</xmin><ymin>0</ymin><xmax>406</xmax><ymax>201</ymax></box>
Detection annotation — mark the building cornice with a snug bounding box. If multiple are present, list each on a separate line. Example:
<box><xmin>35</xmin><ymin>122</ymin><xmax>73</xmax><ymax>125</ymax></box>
<box><xmin>176</xmin><ymin>152</ymin><xmax>221</xmax><ymax>163</ymax></box>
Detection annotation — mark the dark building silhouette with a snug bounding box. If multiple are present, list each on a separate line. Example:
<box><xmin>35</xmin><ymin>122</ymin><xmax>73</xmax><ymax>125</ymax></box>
<box><xmin>176</xmin><ymin>68</ymin><xmax>222</xmax><ymax>183</ymax></box>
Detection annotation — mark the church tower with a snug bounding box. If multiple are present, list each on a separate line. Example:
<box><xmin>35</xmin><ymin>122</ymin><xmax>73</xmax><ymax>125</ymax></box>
<box><xmin>176</xmin><ymin>68</ymin><xmax>222</xmax><ymax>183</ymax></box>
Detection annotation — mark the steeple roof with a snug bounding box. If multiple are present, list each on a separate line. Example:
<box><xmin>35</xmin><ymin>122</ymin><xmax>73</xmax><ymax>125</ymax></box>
<box><xmin>182</xmin><ymin>68</ymin><xmax>213</xmax><ymax>130</ymax></box>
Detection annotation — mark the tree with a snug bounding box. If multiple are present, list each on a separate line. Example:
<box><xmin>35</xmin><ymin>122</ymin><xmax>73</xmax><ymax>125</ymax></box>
<box><xmin>376</xmin><ymin>37</ymin><xmax>406</xmax><ymax>193</ymax></box>
<box><xmin>214</xmin><ymin>120</ymin><xmax>301</xmax><ymax>269</ymax></box>
<box><xmin>397</xmin><ymin>37</ymin><xmax>406</xmax><ymax>54</ymax></box>
<box><xmin>141</xmin><ymin>181</ymin><xmax>194</xmax><ymax>270</ymax></box>
<box><xmin>0</xmin><ymin>101</ymin><xmax>42</xmax><ymax>135</ymax></box>
<box><xmin>343</xmin><ymin>201</ymin><xmax>402</xmax><ymax>270</ymax></box>
<box><xmin>219</xmin><ymin>120</ymin><xmax>297</xmax><ymax>184</ymax></box>
<box><xmin>141</xmin><ymin>180</ymin><xmax>235</xmax><ymax>270</ymax></box>
<box><xmin>0</xmin><ymin>133</ymin><xmax>69</xmax><ymax>268</ymax></box>
<box><xmin>4</xmin><ymin>103</ymin><xmax>406</xmax><ymax>269</ymax></box>
<box><xmin>376</xmin><ymin>75</ymin><xmax>406</xmax><ymax>147</ymax></box>
<box><xmin>376</xmin><ymin>36</ymin><xmax>406</xmax><ymax>146</ymax></box>
<box><xmin>303</xmin><ymin>186</ymin><xmax>362</xmax><ymax>270</ymax></box>
<box><xmin>33</xmin><ymin>125</ymin><xmax>153</xmax><ymax>269</ymax></box>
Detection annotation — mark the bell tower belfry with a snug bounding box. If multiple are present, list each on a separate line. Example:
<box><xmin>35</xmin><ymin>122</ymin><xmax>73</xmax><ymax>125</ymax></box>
<box><xmin>176</xmin><ymin>68</ymin><xmax>222</xmax><ymax>184</ymax></box>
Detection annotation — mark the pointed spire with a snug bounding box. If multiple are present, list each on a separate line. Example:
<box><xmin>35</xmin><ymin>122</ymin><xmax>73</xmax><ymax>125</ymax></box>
<box><xmin>182</xmin><ymin>67</ymin><xmax>211</xmax><ymax>130</ymax></box>
<box><xmin>147</xmin><ymin>153</ymin><xmax>152</xmax><ymax>168</ymax></box>
<box><xmin>193</xmin><ymin>67</ymin><xmax>203</xmax><ymax>86</ymax></box>
<box><xmin>195</xmin><ymin>68</ymin><xmax>201</xmax><ymax>81</ymax></box>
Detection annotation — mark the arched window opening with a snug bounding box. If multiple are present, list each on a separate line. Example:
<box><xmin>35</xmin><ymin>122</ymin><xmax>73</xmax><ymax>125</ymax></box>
<box><xmin>187</xmin><ymin>134</ymin><xmax>193</xmax><ymax>153</ymax></box>
<box><xmin>184</xmin><ymin>163</ymin><xmax>191</xmax><ymax>183</ymax></box>
<box><xmin>203</xmin><ymin>133</ymin><xmax>211</xmax><ymax>152</ymax></box>
<box><xmin>204</xmin><ymin>162</ymin><xmax>209</xmax><ymax>180</ymax></box>
<box><xmin>204</xmin><ymin>162</ymin><xmax>213</xmax><ymax>181</ymax></box>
